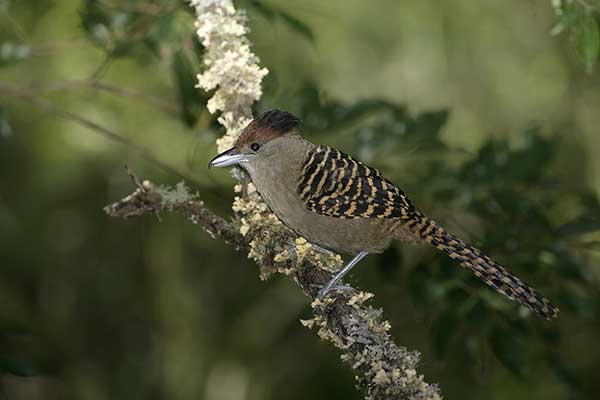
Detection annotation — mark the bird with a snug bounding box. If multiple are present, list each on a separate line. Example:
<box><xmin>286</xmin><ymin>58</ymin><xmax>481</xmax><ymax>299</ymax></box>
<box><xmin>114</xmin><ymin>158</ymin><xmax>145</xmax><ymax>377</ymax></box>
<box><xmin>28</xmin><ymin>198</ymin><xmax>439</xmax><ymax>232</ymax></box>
<box><xmin>209</xmin><ymin>109</ymin><xmax>559</xmax><ymax>319</ymax></box>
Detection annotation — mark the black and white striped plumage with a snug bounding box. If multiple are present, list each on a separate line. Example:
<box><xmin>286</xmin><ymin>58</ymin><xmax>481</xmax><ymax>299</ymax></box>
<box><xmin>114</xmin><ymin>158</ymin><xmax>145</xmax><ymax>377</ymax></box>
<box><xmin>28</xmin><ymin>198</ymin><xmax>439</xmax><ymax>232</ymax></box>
<box><xmin>298</xmin><ymin>145</ymin><xmax>416</xmax><ymax>219</ymax></box>
<box><xmin>296</xmin><ymin>143</ymin><xmax>559</xmax><ymax>319</ymax></box>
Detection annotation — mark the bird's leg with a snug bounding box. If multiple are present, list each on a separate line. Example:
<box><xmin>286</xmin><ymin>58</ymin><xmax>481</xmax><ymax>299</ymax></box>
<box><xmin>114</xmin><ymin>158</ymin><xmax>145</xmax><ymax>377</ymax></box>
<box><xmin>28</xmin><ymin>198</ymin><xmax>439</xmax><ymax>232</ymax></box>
<box><xmin>317</xmin><ymin>251</ymin><xmax>369</xmax><ymax>299</ymax></box>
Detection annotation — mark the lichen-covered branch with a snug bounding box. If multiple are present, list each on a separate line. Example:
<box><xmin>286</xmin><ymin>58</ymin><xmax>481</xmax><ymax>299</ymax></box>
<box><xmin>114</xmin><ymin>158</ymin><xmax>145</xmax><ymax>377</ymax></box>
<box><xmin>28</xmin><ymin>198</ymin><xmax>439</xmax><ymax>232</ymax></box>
<box><xmin>105</xmin><ymin>176</ymin><xmax>440</xmax><ymax>400</ymax></box>
<box><xmin>105</xmin><ymin>1</ymin><xmax>442</xmax><ymax>398</ymax></box>
<box><xmin>104</xmin><ymin>172</ymin><xmax>241</xmax><ymax>246</ymax></box>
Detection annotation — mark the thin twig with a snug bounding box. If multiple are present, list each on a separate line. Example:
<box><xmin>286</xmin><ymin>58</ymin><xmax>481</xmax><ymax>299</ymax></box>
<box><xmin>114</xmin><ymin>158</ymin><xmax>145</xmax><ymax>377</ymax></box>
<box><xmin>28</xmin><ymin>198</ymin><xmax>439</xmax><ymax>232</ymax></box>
<box><xmin>104</xmin><ymin>173</ymin><xmax>241</xmax><ymax>245</ymax></box>
<box><xmin>0</xmin><ymin>82</ymin><xmax>213</xmax><ymax>194</ymax></box>
<box><xmin>30</xmin><ymin>38</ymin><xmax>90</xmax><ymax>56</ymax></box>
<box><xmin>29</xmin><ymin>79</ymin><xmax>181</xmax><ymax>116</ymax></box>
<box><xmin>125</xmin><ymin>164</ymin><xmax>146</xmax><ymax>192</ymax></box>
<box><xmin>89</xmin><ymin>53</ymin><xmax>113</xmax><ymax>81</ymax></box>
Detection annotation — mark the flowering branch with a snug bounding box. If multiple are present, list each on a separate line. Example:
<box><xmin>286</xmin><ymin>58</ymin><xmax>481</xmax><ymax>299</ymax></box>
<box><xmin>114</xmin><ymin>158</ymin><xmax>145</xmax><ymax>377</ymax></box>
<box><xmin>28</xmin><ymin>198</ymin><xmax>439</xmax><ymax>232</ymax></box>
<box><xmin>190</xmin><ymin>0</ymin><xmax>268</xmax><ymax>152</ymax></box>
<box><xmin>106</xmin><ymin>1</ymin><xmax>442</xmax><ymax>398</ymax></box>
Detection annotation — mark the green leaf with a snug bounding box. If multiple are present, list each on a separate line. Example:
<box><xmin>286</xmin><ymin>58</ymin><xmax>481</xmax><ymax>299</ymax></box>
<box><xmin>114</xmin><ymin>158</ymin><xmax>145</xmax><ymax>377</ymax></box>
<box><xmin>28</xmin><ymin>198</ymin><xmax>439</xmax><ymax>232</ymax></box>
<box><xmin>556</xmin><ymin>216</ymin><xmax>600</xmax><ymax>237</ymax></box>
<box><xmin>247</xmin><ymin>0</ymin><xmax>315</xmax><ymax>43</ymax></box>
<box><xmin>277</xmin><ymin>11</ymin><xmax>315</xmax><ymax>44</ymax></box>
<box><xmin>549</xmin><ymin>248</ymin><xmax>593</xmax><ymax>284</ymax></box>
<box><xmin>172</xmin><ymin>49</ymin><xmax>205</xmax><ymax>127</ymax></box>
<box><xmin>574</xmin><ymin>14</ymin><xmax>600</xmax><ymax>73</ymax></box>
<box><xmin>408</xmin><ymin>109</ymin><xmax>449</xmax><ymax>147</ymax></box>
<box><xmin>247</xmin><ymin>0</ymin><xmax>277</xmax><ymax>20</ymax></box>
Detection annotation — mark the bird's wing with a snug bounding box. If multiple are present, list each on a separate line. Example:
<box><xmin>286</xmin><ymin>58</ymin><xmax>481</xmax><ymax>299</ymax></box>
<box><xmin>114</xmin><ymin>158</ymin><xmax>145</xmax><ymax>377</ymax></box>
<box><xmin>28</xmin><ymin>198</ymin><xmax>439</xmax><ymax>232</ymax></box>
<box><xmin>297</xmin><ymin>145</ymin><xmax>417</xmax><ymax>219</ymax></box>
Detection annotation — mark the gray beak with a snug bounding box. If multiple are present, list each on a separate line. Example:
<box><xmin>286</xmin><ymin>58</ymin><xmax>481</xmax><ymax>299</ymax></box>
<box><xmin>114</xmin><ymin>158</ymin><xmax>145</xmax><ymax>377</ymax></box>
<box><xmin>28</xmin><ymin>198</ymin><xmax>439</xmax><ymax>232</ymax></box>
<box><xmin>208</xmin><ymin>147</ymin><xmax>251</xmax><ymax>168</ymax></box>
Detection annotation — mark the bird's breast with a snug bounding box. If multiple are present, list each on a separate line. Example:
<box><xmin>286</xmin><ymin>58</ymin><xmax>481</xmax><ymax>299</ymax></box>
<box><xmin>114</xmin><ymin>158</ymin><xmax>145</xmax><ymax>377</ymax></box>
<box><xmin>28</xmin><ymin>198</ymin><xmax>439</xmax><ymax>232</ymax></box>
<box><xmin>246</xmin><ymin>162</ymin><xmax>393</xmax><ymax>254</ymax></box>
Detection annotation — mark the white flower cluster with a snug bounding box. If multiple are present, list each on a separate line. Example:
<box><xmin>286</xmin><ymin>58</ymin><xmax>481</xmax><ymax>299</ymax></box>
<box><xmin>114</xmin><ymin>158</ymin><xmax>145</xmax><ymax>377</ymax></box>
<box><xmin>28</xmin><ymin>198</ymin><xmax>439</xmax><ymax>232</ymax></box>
<box><xmin>189</xmin><ymin>0</ymin><xmax>269</xmax><ymax>152</ymax></box>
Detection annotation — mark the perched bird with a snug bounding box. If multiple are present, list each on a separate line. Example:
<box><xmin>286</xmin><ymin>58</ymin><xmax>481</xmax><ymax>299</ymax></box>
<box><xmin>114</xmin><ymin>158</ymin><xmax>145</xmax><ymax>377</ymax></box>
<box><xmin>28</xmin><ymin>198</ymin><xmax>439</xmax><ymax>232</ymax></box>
<box><xmin>209</xmin><ymin>109</ymin><xmax>559</xmax><ymax>319</ymax></box>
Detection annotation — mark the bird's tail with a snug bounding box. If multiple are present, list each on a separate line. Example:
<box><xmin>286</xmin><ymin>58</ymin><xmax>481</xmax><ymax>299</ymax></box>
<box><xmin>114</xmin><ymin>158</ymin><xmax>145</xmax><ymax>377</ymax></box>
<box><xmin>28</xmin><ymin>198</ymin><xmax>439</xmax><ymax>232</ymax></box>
<box><xmin>404</xmin><ymin>213</ymin><xmax>559</xmax><ymax>319</ymax></box>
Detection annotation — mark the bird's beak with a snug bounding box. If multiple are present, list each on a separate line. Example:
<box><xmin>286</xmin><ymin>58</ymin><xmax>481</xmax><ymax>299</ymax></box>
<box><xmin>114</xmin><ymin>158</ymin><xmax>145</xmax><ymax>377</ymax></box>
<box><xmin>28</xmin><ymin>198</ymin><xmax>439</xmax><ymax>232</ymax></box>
<box><xmin>208</xmin><ymin>147</ymin><xmax>251</xmax><ymax>168</ymax></box>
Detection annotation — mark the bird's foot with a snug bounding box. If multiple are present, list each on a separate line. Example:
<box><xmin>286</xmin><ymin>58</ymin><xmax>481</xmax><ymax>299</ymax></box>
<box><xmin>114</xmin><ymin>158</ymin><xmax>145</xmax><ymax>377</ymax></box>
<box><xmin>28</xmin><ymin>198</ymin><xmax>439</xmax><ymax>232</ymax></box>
<box><xmin>315</xmin><ymin>282</ymin><xmax>356</xmax><ymax>300</ymax></box>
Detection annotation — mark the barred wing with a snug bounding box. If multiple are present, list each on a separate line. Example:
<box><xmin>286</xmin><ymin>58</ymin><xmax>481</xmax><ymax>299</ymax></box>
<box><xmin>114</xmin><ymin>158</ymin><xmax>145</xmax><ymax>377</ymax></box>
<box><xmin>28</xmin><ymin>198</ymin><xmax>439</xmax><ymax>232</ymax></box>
<box><xmin>297</xmin><ymin>145</ymin><xmax>416</xmax><ymax>219</ymax></box>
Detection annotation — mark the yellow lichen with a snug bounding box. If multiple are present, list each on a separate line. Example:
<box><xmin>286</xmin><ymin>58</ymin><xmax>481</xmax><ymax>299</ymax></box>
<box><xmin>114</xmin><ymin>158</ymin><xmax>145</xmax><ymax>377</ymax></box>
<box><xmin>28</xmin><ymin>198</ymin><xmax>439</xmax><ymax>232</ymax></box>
<box><xmin>273</xmin><ymin>250</ymin><xmax>289</xmax><ymax>263</ymax></box>
<box><xmin>251</xmin><ymin>213</ymin><xmax>262</xmax><ymax>221</ymax></box>
<box><xmin>381</xmin><ymin>320</ymin><xmax>392</xmax><ymax>331</ymax></box>
<box><xmin>347</xmin><ymin>291</ymin><xmax>375</xmax><ymax>307</ymax></box>
<box><xmin>373</xmin><ymin>369</ymin><xmax>391</xmax><ymax>385</ymax></box>
<box><xmin>299</xmin><ymin>319</ymin><xmax>315</xmax><ymax>329</ymax></box>
<box><xmin>295</xmin><ymin>237</ymin><xmax>313</xmax><ymax>261</ymax></box>
<box><xmin>295</xmin><ymin>237</ymin><xmax>307</xmax><ymax>245</ymax></box>
<box><xmin>311</xmin><ymin>297</ymin><xmax>334</xmax><ymax>308</ymax></box>
<box><xmin>277</xmin><ymin>266</ymin><xmax>296</xmax><ymax>276</ymax></box>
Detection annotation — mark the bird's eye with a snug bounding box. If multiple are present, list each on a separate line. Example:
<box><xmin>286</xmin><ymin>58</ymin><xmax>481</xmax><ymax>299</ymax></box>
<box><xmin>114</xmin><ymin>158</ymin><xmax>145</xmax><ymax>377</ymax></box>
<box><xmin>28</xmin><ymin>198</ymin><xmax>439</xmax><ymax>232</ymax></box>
<box><xmin>250</xmin><ymin>143</ymin><xmax>261</xmax><ymax>152</ymax></box>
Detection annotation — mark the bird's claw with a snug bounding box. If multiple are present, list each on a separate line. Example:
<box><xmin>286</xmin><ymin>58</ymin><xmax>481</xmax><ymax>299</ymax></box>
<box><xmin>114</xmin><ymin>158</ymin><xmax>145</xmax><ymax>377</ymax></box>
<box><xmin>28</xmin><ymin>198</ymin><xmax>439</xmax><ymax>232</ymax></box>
<box><xmin>314</xmin><ymin>283</ymin><xmax>356</xmax><ymax>300</ymax></box>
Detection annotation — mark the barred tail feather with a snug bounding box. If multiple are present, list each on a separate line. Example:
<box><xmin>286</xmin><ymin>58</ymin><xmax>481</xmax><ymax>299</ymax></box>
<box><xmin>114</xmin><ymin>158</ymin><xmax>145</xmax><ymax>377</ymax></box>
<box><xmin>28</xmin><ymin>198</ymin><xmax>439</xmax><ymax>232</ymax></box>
<box><xmin>405</xmin><ymin>213</ymin><xmax>559</xmax><ymax>319</ymax></box>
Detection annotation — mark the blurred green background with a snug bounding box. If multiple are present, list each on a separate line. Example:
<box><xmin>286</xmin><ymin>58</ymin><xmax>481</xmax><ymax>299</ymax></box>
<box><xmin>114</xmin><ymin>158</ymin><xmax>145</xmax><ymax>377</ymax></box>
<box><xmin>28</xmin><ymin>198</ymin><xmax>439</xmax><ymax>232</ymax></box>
<box><xmin>1</xmin><ymin>0</ymin><xmax>600</xmax><ymax>399</ymax></box>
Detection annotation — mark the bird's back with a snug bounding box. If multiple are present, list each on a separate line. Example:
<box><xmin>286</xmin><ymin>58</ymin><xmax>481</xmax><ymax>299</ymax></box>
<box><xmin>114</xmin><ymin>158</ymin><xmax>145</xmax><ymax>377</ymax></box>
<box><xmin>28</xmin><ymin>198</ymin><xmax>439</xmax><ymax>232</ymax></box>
<box><xmin>297</xmin><ymin>144</ymin><xmax>417</xmax><ymax>219</ymax></box>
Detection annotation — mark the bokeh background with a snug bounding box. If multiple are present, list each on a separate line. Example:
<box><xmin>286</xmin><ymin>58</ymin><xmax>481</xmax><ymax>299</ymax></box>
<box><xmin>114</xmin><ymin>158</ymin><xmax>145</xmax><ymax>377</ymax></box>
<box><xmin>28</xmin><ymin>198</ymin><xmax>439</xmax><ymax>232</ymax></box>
<box><xmin>1</xmin><ymin>0</ymin><xmax>600</xmax><ymax>399</ymax></box>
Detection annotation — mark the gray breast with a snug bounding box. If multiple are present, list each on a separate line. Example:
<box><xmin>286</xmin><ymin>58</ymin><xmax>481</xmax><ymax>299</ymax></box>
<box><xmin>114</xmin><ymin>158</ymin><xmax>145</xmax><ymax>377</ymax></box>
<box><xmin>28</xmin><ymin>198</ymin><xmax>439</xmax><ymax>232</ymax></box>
<box><xmin>245</xmin><ymin>139</ymin><xmax>393</xmax><ymax>254</ymax></box>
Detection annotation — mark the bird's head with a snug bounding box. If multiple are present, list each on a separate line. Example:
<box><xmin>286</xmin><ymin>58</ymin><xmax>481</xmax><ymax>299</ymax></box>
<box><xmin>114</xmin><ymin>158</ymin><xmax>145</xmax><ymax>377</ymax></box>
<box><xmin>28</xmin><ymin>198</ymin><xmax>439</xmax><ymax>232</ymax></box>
<box><xmin>208</xmin><ymin>109</ymin><xmax>300</xmax><ymax>169</ymax></box>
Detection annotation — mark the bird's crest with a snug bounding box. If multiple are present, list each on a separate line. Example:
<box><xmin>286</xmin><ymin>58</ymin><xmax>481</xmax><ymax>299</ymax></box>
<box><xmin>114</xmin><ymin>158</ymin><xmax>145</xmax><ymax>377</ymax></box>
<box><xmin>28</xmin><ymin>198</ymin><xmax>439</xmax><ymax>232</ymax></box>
<box><xmin>235</xmin><ymin>109</ymin><xmax>300</xmax><ymax>147</ymax></box>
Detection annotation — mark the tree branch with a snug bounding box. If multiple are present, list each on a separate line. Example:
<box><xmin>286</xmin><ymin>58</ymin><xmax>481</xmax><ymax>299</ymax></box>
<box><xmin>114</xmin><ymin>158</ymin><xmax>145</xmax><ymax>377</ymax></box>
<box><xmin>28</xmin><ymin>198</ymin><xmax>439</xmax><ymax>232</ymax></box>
<box><xmin>104</xmin><ymin>169</ymin><xmax>241</xmax><ymax>246</ymax></box>
<box><xmin>25</xmin><ymin>79</ymin><xmax>181</xmax><ymax>116</ymax></box>
<box><xmin>104</xmin><ymin>172</ymin><xmax>441</xmax><ymax>400</ymax></box>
